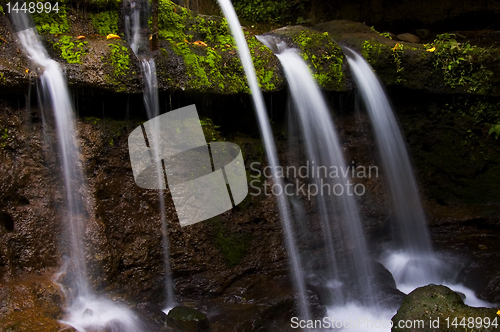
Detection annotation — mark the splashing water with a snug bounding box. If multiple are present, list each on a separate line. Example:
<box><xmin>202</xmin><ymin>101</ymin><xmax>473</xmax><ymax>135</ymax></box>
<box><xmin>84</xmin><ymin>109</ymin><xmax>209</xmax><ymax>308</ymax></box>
<box><xmin>216</xmin><ymin>0</ymin><xmax>310</xmax><ymax>320</ymax></box>
<box><xmin>15</xmin><ymin>22</ymin><xmax>142</xmax><ymax>332</ymax></box>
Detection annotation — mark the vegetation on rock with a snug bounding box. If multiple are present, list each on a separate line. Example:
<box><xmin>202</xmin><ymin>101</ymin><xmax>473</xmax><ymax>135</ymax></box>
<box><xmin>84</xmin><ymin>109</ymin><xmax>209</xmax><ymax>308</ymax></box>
<box><xmin>91</xmin><ymin>11</ymin><xmax>119</xmax><ymax>35</ymax></box>
<box><xmin>426</xmin><ymin>33</ymin><xmax>494</xmax><ymax>94</ymax></box>
<box><xmin>233</xmin><ymin>0</ymin><xmax>309</xmax><ymax>24</ymax></box>
<box><xmin>212</xmin><ymin>217</ymin><xmax>251</xmax><ymax>267</ymax></box>
<box><xmin>105</xmin><ymin>42</ymin><xmax>131</xmax><ymax>91</ymax></box>
<box><xmin>155</xmin><ymin>0</ymin><xmax>279</xmax><ymax>92</ymax></box>
<box><xmin>392</xmin><ymin>285</ymin><xmax>498</xmax><ymax>332</ymax></box>
<box><xmin>293</xmin><ymin>30</ymin><xmax>344</xmax><ymax>90</ymax></box>
<box><xmin>32</xmin><ymin>0</ymin><xmax>69</xmax><ymax>34</ymax></box>
<box><xmin>53</xmin><ymin>35</ymin><xmax>88</xmax><ymax>64</ymax></box>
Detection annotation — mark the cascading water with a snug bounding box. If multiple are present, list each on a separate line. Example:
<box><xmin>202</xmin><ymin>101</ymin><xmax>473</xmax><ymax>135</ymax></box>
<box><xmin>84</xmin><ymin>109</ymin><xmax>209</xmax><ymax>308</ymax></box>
<box><xmin>269</xmin><ymin>41</ymin><xmax>378</xmax><ymax>307</ymax></box>
<box><xmin>141</xmin><ymin>59</ymin><xmax>176</xmax><ymax>310</ymax></box>
<box><xmin>12</xmin><ymin>15</ymin><xmax>142</xmax><ymax>332</ymax></box>
<box><xmin>344</xmin><ymin>48</ymin><xmax>498</xmax><ymax>309</ymax></box>
<box><xmin>343</xmin><ymin>47</ymin><xmax>441</xmax><ymax>290</ymax></box>
<box><xmin>216</xmin><ymin>0</ymin><xmax>310</xmax><ymax>320</ymax></box>
<box><xmin>126</xmin><ymin>4</ymin><xmax>176</xmax><ymax>310</ymax></box>
<box><xmin>124</xmin><ymin>0</ymin><xmax>142</xmax><ymax>54</ymax></box>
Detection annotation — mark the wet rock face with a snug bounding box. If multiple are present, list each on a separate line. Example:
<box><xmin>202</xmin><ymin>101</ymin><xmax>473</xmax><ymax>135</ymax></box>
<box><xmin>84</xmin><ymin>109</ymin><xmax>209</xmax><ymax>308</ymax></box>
<box><xmin>0</xmin><ymin>274</ymin><xmax>69</xmax><ymax>331</ymax></box>
<box><xmin>392</xmin><ymin>285</ymin><xmax>498</xmax><ymax>332</ymax></box>
<box><xmin>427</xmin><ymin>204</ymin><xmax>500</xmax><ymax>304</ymax></box>
<box><xmin>0</xmin><ymin>103</ymin><xmax>61</xmax><ymax>281</ymax></box>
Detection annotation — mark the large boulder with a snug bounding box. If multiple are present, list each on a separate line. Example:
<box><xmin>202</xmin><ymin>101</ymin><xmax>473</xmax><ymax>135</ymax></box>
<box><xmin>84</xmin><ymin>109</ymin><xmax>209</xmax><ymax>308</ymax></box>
<box><xmin>392</xmin><ymin>285</ymin><xmax>498</xmax><ymax>332</ymax></box>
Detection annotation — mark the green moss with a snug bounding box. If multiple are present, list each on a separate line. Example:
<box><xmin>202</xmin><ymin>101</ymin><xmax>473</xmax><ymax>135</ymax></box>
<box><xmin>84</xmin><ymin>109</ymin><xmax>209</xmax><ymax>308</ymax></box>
<box><xmin>156</xmin><ymin>0</ymin><xmax>280</xmax><ymax>92</ymax></box>
<box><xmin>84</xmin><ymin>116</ymin><xmax>101</xmax><ymax>125</ymax></box>
<box><xmin>0</xmin><ymin>72</ymin><xmax>5</xmax><ymax>83</ymax></box>
<box><xmin>362</xmin><ymin>39</ymin><xmax>422</xmax><ymax>84</ymax></box>
<box><xmin>489</xmin><ymin>124</ymin><xmax>500</xmax><ymax>139</ymax></box>
<box><xmin>105</xmin><ymin>42</ymin><xmax>130</xmax><ymax>91</ymax></box>
<box><xmin>200</xmin><ymin>117</ymin><xmax>223</xmax><ymax>142</ymax></box>
<box><xmin>361</xmin><ymin>39</ymin><xmax>390</xmax><ymax>64</ymax></box>
<box><xmin>87</xmin><ymin>0</ymin><xmax>122</xmax><ymax>9</ymax></box>
<box><xmin>212</xmin><ymin>217</ymin><xmax>251</xmax><ymax>267</ymax></box>
<box><xmin>108</xmin><ymin>42</ymin><xmax>130</xmax><ymax>77</ymax></box>
<box><xmin>293</xmin><ymin>31</ymin><xmax>344</xmax><ymax>90</ymax></box>
<box><xmin>427</xmin><ymin>33</ymin><xmax>493</xmax><ymax>94</ymax></box>
<box><xmin>248</xmin><ymin>36</ymin><xmax>281</xmax><ymax>90</ymax></box>
<box><xmin>0</xmin><ymin>4</ymin><xmax>4</xmax><ymax>15</ymax></box>
<box><xmin>157</xmin><ymin>0</ymin><xmax>192</xmax><ymax>40</ymax></box>
<box><xmin>32</xmin><ymin>0</ymin><xmax>69</xmax><ymax>34</ymax></box>
<box><xmin>53</xmin><ymin>35</ymin><xmax>88</xmax><ymax>64</ymax></box>
<box><xmin>91</xmin><ymin>11</ymin><xmax>118</xmax><ymax>35</ymax></box>
<box><xmin>233</xmin><ymin>0</ymin><xmax>308</xmax><ymax>24</ymax></box>
<box><xmin>0</xmin><ymin>128</ymin><xmax>8</xmax><ymax>149</ymax></box>
<box><xmin>157</xmin><ymin>0</ymin><xmax>247</xmax><ymax>92</ymax></box>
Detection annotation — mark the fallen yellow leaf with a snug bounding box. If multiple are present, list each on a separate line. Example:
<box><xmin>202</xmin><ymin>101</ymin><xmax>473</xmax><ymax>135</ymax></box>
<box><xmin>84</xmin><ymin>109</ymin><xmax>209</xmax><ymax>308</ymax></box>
<box><xmin>25</xmin><ymin>69</ymin><xmax>29</xmax><ymax>73</ymax></box>
<box><xmin>183</xmin><ymin>39</ymin><xmax>190</xmax><ymax>44</ymax></box>
<box><xmin>193</xmin><ymin>40</ymin><xmax>207</xmax><ymax>47</ymax></box>
<box><xmin>497</xmin><ymin>309</ymin><xmax>500</xmax><ymax>316</ymax></box>
<box><xmin>106</xmin><ymin>34</ymin><xmax>121</xmax><ymax>40</ymax></box>
<box><xmin>77</xmin><ymin>35</ymin><xmax>86</xmax><ymax>40</ymax></box>
<box><xmin>426</xmin><ymin>47</ymin><xmax>436</xmax><ymax>52</ymax></box>
<box><xmin>392</xmin><ymin>43</ymin><xmax>401</xmax><ymax>52</ymax></box>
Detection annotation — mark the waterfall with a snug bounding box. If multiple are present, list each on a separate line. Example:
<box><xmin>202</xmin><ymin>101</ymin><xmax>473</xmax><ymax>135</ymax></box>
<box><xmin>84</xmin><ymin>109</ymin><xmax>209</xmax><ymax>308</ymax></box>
<box><xmin>124</xmin><ymin>0</ymin><xmax>142</xmax><ymax>54</ymax></box>
<box><xmin>13</xmin><ymin>19</ymin><xmax>142</xmax><ymax>332</ymax></box>
<box><xmin>126</xmin><ymin>4</ymin><xmax>176</xmax><ymax>309</ymax></box>
<box><xmin>141</xmin><ymin>59</ymin><xmax>176</xmax><ymax>309</ymax></box>
<box><xmin>216</xmin><ymin>0</ymin><xmax>310</xmax><ymax>320</ymax></box>
<box><xmin>273</xmin><ymin>42</ymin><xmax>378</xmax><ymax>307</ymax></box>
<box><xmin>343</xmin><ymin>47</ymin><xmax>440</xmax><ymax>290</ymax></box>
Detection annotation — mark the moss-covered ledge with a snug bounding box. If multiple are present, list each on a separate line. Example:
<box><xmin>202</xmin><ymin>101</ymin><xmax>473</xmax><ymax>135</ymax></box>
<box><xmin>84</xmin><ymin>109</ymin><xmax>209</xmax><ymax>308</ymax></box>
<box><xmin>314</xmin><ymin>20</ymin><xmax>500</xmax><ymax>96</ymax></box>
<box><xmin>1</xmin><ymin>1</ymin><xmax>500</xmax><ymax>96</ymax></box>
<box><xmin>0</xmin><ymin>0</ymin><xmax>286</xmax><ymax>94</ymax></box>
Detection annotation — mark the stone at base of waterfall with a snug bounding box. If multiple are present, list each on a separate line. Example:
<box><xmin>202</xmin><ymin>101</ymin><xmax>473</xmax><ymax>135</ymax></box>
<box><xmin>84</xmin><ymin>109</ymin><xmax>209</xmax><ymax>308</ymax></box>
<box><xmin>392</xmin><ymin>285</ymin><xmax>498</xmax><ymax>332</ymax></box>
<box><xmin>167</xmin><ymin>306</ymin><xmax>209</xmax><ymax>332</ymax></box>
<box><xmin>415</xmin><ymin>29</ymin><xmax>431</xmax><ymax>40</ymax></box>
<box><xmin>396</xmin><ymin>33</ymin><xmax>421</xmax><ymax>43</ymax></box>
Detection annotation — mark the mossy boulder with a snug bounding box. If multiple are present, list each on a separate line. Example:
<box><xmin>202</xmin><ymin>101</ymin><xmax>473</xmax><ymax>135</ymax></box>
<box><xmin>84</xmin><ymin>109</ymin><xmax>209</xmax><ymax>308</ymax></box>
<box><xmin>392</xmin><ymin>285</ymin><xmax>498</xmax><ymax>332</ymax></box>
<box><xmin>166</xmin><ymin>306</ymin><xmax>209</xmax><ymax>331</ymax></box>
<box><xmin>270</xmin><ymin>26</ymin><xmax>347</xmax><ymax>91</ymax></box>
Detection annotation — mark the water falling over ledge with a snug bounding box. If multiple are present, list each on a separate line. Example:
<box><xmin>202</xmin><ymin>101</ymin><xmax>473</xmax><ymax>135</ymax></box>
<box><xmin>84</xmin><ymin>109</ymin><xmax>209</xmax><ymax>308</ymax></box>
<box><xmin>13</xmin><ymin>15</ymin><xmax>144</xmax><ymax>331</ymax></box>
<box><xmin>217</xmin><ymin>0</ymin><xmax>311</xmax><ymax>321</ymax></box>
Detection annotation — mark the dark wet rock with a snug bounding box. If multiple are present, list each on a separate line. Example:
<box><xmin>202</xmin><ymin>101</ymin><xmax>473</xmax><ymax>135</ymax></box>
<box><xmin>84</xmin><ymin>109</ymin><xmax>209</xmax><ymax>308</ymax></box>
<box><xmin>426</xmin><ymin>205</ymin><xmax>500</xmax><ymax>304</ymax></box>
<box><xmin>396</xmin><ymin>33</ymin><xmax>420</xmax><ymax>43</ymax></box>
<box><xmin>308</xmin><ymin>0</ymin><xmax>500</xmax><ymax>32</ymax></box>
<box><xmin>134</xmin><ymin>302</ymin><xmax>169</xmax><ymax>331</ymax></box>
<box><xmin>0</xmin><ymin>105</ymin><xmax>60</xmax><ymax>281</ymax></box>
<box><xmin>415</xmin><ymin>29</ymin><xmax>431</xmax><ymax>40</ymax></box>
<box><xmin>392</xmin><ymin>285</ymin><xmax>498</xmax><ymax>332</ymax></box>
<box><xmin>167</xmin><ymin>306</ymin><xmax>209</xmax><ymax>332</ymax></box>
<box><xmin>371</xmin><ymin>261</ymin><xmax>406</xmax><ymax>308</ymax></box>
<box><xmin>0</xmin><ymin>274</ymin><xmax>71</xmax><ymax>331</ymax></box>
